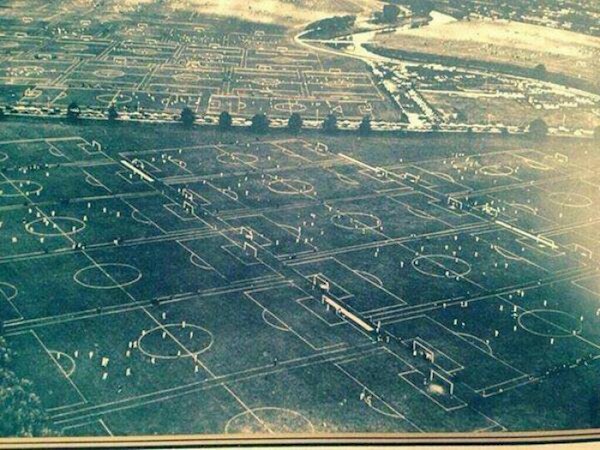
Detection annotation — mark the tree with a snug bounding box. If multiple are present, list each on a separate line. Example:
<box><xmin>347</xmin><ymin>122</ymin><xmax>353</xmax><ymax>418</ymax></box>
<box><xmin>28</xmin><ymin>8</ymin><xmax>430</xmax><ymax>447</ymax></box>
<box><xmin>322</xmin><ymin>113</ymin><xmax>338</xmax><ymax>134</ymax></box>
<box><xmin>0</xmin><ymin>107</ymin><xmax>5</xmax><ymax>121</ymax></box>
<box><xmin>250</xmin><ymin>113</ymin><xmax>269</xmax><ymax>133</ymax></box>
<box><xmin>288</xmin><ymin>112</ymin><xmax>303</xmax><ymax>133</ymax></box>
<box><xmin>358</xmin><ymin>115</ymin><xmax>372</xmax><ymax>135</ymax></box>
<box><xmin>107</xmin><ymin>104</ymin><xmax>118</xmax><ymax>122</ymax></box>
<box><xmin>528</xmin><ymin>118</ymin><xmax>548</xmax><ymax>137</ymax></box>
<box><xmin>0</xmin><ymin>337</ymin><xmax>12</xmax><ymax>367</ymax></box>
<box><xmin>66</xmin><ymin>101</ymin><xmax>80</xmax><ymax>122</ymax></box>
<box><xmin>382</xmin><ymin>4</ymin><xmax>400</xmax><ymax>23</ymax></box>
<box><xmin>219</xmin><ymin>111</ymin><xmax>233</xmax><ymax>131</ymax></box>
<box><xmin>304</xmin><ymin>15</ymin><xmax>356</xmax><ymax>39</ymax></box>
<box><xmin>0</xmin><ymin>369</ymin><xmax>56</xmax><ymax>437</ymax></box>
<box><xmin>534</xmin><ymin>63</ymin><xmax>547</xmax><ymax>75</ymax></box>
<box><xmin>180</xmin><ymin>106</ymin><xmax>196</xmax><ymax>127</ymax></box>
<box><xmin>0</xmin><ymin>338</ymin><xmax>58</xmax><ymax>437</ymax></box>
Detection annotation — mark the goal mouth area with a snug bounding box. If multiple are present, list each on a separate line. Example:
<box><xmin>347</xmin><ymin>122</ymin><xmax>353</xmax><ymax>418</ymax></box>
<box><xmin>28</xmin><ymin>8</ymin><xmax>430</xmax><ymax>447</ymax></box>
<box><xmin>412</xmin><ymin>339</ymin><xmax>436</xmax><ymax>364</ymax></box>
<box><xmin>429</xmin><ymin>369</ymin><xmax>455</xmax><ymax>396</ymax></box>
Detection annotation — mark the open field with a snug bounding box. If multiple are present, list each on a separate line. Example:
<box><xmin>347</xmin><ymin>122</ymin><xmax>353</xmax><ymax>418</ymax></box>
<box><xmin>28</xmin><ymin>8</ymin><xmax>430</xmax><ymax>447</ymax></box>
<box><xmin>421</xmin><ymin>92</ymin><xmax>600</xmax><ymax>130</ymax></box>
<box><xmin>115</xmin><ymin>0</ymin><xmax>379</xmax><ymax>25</ymax></box>
<box><xmin>1</xmin><ymin>119</ymin><xmax>600</xmax><ymax>435</ymax></box>
<box><xmin>375</xmin><ymin>18</ymin><xmax>600</xmax><ymax>89</ymax></box>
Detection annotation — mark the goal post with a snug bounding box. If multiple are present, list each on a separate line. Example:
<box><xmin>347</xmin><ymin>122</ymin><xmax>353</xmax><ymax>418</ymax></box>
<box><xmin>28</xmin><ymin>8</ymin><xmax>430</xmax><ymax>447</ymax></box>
<box><xmin>182</xmin><ymin>200</ymin><xmax>195</xmax><ymax>215</ymax></box>
<box><xmin>315</xmin><ymin>142</ymin><xmax>328</xmax><ymax>153</ymax></box>
<box><xmin>312</xmin><ymin>273</ymin><xmax>330</xmax><ymax>292</ymax></box>
<box><xmin>243</xmin><ymin>241</ymin><xmax>258</xmax><ymax>257</ymax></box>
<box><xmin>402</xmin><ymin>172</ymin><xmax>420</xmax><ymax>183</ymax></box>
<box><xmin>430</xmin><ymin>369</ymin><xmax>454</xmax><ymax>395</ymax></box>
<box><xmin>413</xmin><ymin>339</ymin><xmax>435</xmax><ymax>363</ymax></box>
<box><xmin>182</xmin><ymin>188</ymin><xmax>195</xmax><ymax>202</ymax></box>
<box><xmin>482</xmin><ymin>202</ymin><xmax>499</xmax><ymax>217</ymax></box>
<box><xmin>375</xmin><ymin>167</ymin><xmax>388</xmax><ymax>179</ymax></box>
<box><xmin>239</xmin><ymin>226</ymin><xmax>254</xmax><ymax>241</ymax></box>
<box><xmin>572</xmin><ymin>243</ymin><xmax>593</xmax><ymax>259</ymax></box>
<box><xmin>131</xmin><ymin>158</ymin><xmax>144</xmax><ymax>169</ymax></box>
<box><xmin>448</xmin><ymin>196</ymin><xmax>463</xmax><ymax>210</ymax></box>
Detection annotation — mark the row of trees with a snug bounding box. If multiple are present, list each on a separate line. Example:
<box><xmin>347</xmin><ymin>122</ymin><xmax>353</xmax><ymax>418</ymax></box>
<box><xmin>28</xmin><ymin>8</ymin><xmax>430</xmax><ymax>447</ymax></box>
<box><xmin>303</xmin><ymin>15</ymin><xmax>356</xmax><ymax>39</ymax></box>
<box><xmin>179</xmin><ymin>108</ymin><xmax>374</xmax><ymax>135</ymax></box>
<box><xmin>13</xmin><ymin>103</ymin><xmax>600</xmax><ymax>140</ymax></box>
<box><xmin>0</xmin><ymin>336</ymin><xmax>58</xmax><ymax>437</ymax></box>
<box><xmin>181</xmin><ymin>110</ymin><xmax>563</xmax><ymax>139</ymax></box>
<box><xmin>62</xmin><ymin>101</ymin><xmax>372</xmax><ymax>134</ymax></box>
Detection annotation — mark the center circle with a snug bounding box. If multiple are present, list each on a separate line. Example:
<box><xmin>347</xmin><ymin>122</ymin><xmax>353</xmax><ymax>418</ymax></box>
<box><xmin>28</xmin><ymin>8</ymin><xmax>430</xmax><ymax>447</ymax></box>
<box><xmin>93</xmin><ymin>69</ymin><xmax>125</xmax><ymax>79</ymax></box>
<box><xmin>412</xmin><ymin>254</ymin><xmax>471</xmax><ymax>278</ymax></box>
<box><xmin>518</xmin><ymin>309</ymin><xmax>582</xmax><ymax>337</ymax></box>
<box><xmin>10</xmin><ymin>66</ymin><xmax>44</xmax><ymax>77</ymax></box>
<box><xmin>173</xmin><ymin>73</ymin><xmax>200</xmax><ymax>83</ymax></box>
<box><xmin>216</xmin><ymin>152</ymin><xmax>259</xmax><ymax>165</ymax></box>
<box><xmin>130</xmin><ymin>47</ymin><xmax>158</xmax><ymax>56</ymax></box>
<box><xmin>74</xmin><ymin>263</ymin><xmax>142</xmax><ymax>289</ymax></box>
<box><xmin>138</xmin><ymin>323</ymin><xmax>213</xmax><ymax>360</ymax></box>
<box><xmin>62</xmin><ymin>44</ymin><xmax>89</xmax><ymax>52</ymax></box>
<box><xmin>25</xmin><ymin>216</ymin><xmax>86</xmax><ymax>237</ymax></box>
<box><xmin>273</xmin><ymin>103</ymin><xmax>307</xmax><ymax>113</ymax></box>
<box><xmin>252</xmin><ymin>78</ymin><xmax>280</xmax><ymax>87</ymax></box>
<box><xmin>225</xmin><ymin>407</ymin><xmax>315</xmax><ymax>434</ymax></box>
<box><xmin>331</xmin><ymin>212</ymin><xmax>381</xmax><ymax>231</ymax></box>
<box><xmin>548</xmin><ymin>192</ymin><xmax>592</xmax><ymax>208</ymax></box>
<box><xmin>0</xmin><ymin>152</ymin><xmax>8</xmax><ymax>162</ymax></box>
<box><xmin>480</xmin><ymin>164</ymin><xmax>514</xmax><ymax>177</ymax></box>
<box><xmin>330</xmin><ymin>79</ymin><xmax>351</xmax><ymax>88</ymax></box>
<box><xmin>0</xmin><ymin>180</ymin><xmax>43</xmax><ymax>197</ymax></box>
<box><xmin>267</xmin><ymin>178</ymin><xmax>314</xmax><ymax>195</ymax></box>
<box><xmin>96</xmin><ymin>93</ymin><xmax>133</xmax><ymax>105</ymax></box>
<box><xmin>204</xmin><ymin>53</ymin><xmax>224</xmax><ymax>61</ymax></box>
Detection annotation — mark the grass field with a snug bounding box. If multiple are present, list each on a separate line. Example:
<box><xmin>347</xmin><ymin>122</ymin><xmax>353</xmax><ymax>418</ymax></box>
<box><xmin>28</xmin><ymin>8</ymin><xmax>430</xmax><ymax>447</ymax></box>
<box><xmin>0</xmin><ymin>1</ymin><xmax>400</xmax><ymax>122</ymax></box>
<box><xmin>1</xmin><ymin>119</ymin><xmax>600</xmax><ymax>436</ymax></box>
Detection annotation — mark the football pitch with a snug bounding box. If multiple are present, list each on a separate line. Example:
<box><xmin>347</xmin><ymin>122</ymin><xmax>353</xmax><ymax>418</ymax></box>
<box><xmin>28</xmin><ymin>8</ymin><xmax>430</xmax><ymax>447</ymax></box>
<box><xmin>1</xmin><ymin>121</ymin><xmax>600</xmax><ymax>436</ymax></box>
<box><xmin>0</xmin><ymin>5</ymin><xmax>397</xmax><ymax>122</ymax></box>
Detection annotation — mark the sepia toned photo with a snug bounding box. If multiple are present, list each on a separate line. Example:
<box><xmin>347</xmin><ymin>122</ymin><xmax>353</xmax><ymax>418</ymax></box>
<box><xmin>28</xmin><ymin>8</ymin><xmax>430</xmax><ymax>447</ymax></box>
<box><xmin>0</xmin><ymin>0</ymin><xmax>599</xmax><ymax>447</ymax></box>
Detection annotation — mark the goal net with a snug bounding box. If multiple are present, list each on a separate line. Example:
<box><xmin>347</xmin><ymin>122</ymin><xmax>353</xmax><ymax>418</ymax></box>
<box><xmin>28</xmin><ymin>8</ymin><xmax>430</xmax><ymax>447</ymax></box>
<box><xmin>448</xmin><ymin>197</ymin><xmax>463</xmax><ymax>210</ymax></box>
<box><xmin>312</xmin><ymin>273</ymin><xmax>330</xmax><ymax>292</ymax></box>
<box><xmin>413</xmin><ymin>340</ymin><xmax>435</xmax><ymax>364</ymax></box>
<box><xmin>239</xmin><ymin>226</ymin><xmax>254</xmax><ymax>241</ymax></box>
<box><xmin>429</xmin><ymin>369</ymin><xmax>454</xmax><ymax>395</ymax></box>
<box><xmin>243</xmin><ymin>241</ymin><xmax>258</xmax><ymax>257</ymax></box>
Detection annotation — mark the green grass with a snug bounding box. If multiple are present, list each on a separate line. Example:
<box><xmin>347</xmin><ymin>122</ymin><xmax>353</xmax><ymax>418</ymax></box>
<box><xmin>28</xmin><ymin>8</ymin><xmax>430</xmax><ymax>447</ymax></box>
<box><xmin>1</xmin><ymin>118</ymin><xmax>600</xmax><ymax>436</ymax></box>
